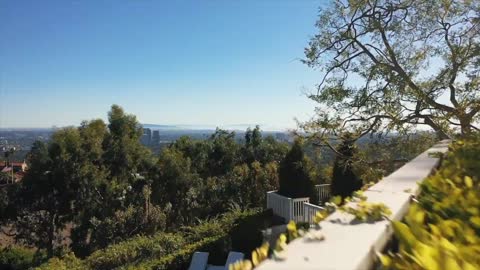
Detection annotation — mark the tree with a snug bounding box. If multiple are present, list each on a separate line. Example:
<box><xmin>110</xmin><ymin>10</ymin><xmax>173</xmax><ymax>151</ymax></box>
<box><xmin>227</xmin><ymin>161</ymin><xmax>279</xmax><ymax>209</ymax></box>
<box><xmin>151</xmin><ymin>148</ymin><xmax>203</xmax><ymax>227</ymax></box>
<box><xmin>103</xmin><ymin>105</ymin><xmax>151</xmax><ymax>180</ymax></box>
<box><xmin>13</xmin><ymin>132</ymin><xmax>82</xmax><ymax>257</ymax></box>
<box><xmin>242</xmin><ymin>126</ymin><xmax>289</xmax><ymax>164</ymax></box>
<box><xmin>3</xmin><ymin>105</ymin><xmax>160</xmax><ymax>257</ymax></box>
<box><xmin>278</xmin><ymin>139</ymin><xmax>315</xmax><ymax>199</ymax></box>
<box><xmin>331</xmin><ymin>134</ymin><xmax>363</xmax><ymax>199</ymax></box>
<box><xmin>170</xmin><ymin>136</ymin><xmax>209</xmax><ymax>175</ymax></box>
<box><xmin>302</xmin><ymin>0</ymin><xmax>480</xmax><ymax>142</ymax></box>
<box><xmin>205</xmin><ymin>129</ymin><xmax>238</xmax><ymax>176</ymax></box>
<box><xmin>71</xmin><ymin>106</ymin><xmax>156</xmax><ymax>255</ymax></box>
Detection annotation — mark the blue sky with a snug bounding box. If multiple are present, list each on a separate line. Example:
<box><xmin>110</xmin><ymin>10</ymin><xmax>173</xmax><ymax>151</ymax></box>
<box><xmin>0</xmin><ymin>0</ymin><xmax>326</xmax><ymax>130</ymax></box>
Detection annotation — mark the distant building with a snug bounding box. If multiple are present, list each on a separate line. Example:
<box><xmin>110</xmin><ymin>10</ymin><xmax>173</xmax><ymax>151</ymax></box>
<box><xmin>141</xmin><ymin>128</ymin><xmax>152</xmax><ymax>146</ymax></box>
<box><xmin>0</xmin><ymin>160</ymin><xmax>28</xmax><ymax>183</ymax></box>
<box><xmin>152</xmin><ymin>130</ymin><xmax>160</xmax><ymax>146</ymax></box>
<box><xmin>275</xmin><ymin>132</ymin><xmax>289</xmax><ymax>142</ymax></box>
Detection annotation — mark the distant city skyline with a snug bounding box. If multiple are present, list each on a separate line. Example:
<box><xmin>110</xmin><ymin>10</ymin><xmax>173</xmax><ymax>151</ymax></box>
<box><xmin>0</xmin><ymin>123</ymin><xmax>295</xmax><ymax>132</ymax></box>
<box><xmin>0</xmin><ymin>0</ymin><xmax>326</xmax><ymax>129</ymax></box>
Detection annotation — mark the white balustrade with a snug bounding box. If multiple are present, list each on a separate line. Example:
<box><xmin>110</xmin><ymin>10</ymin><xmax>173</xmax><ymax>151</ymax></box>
<box><xmin>303</xmin><ymin>202</ymin><xmax>324</xmax><ymax>224</ymax></box>
<box><xmin>315</xmin><ymin>184</ymin><xmax>331</xmax><ymax>203</ymax></box>
<box><xmin>291</xmin><ymin>197</ymin><xmax>310</xmax><ymax>223</ymax></box>
<box><xmin>266</xmin><ymin>191</ymin><xmax>309</xmax><ymax>223</ymax></box>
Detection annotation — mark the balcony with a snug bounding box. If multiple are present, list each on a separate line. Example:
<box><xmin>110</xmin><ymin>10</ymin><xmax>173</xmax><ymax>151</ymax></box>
<box><xmin>259</xmin><ymin>140</ymin><xmax>450</xmax><ymax>270</ymax></box>
<box><xmin>266</xmin><ymin>184</ymin><xmax>330</xmax><ymax>224</ymax></box>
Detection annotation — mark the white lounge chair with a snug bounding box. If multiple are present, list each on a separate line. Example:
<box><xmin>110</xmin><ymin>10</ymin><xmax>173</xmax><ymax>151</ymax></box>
<box><xmin>206</xmin><ymin>251</ymin><xmax>245</xmax><ymax>270</ymax></box>
<box><xmin>224</xmin><ymin>252</ymin><xmax>245</xmax><ymax>269</ymax></box>
<box><xmin>188</xmin><ymin>252</ymin><xmax>209</xmax><ymax>270</ymax></box>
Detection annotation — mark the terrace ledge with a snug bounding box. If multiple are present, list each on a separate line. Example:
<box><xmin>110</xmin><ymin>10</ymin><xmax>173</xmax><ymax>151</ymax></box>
<box><xmin>257</xmin><ymin>140</ymin><xmax>450</xmax><ymax>270</ymax></box>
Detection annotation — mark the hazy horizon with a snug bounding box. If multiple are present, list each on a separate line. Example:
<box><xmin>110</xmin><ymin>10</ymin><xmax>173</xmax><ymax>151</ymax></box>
<box><xmin>0</xmin><ymin>122</ymin><xmax>294</xmax><ymax>132</ymax></box>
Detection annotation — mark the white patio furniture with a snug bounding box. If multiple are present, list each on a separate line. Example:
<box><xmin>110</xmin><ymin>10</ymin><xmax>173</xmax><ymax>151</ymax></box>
<box><xmin>188</xmin><ymin>252</ymin><xmax>209</xmax><ymax>270</ymax></box>
<box><xmin>206</xmin><ymin>251</ymin><xmax>245</xmax><ymax>270</ymax></box>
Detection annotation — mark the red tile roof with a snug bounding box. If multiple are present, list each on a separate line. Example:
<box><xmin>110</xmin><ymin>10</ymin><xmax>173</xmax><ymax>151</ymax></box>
<box><xmin>0</xmin><ymin>161</ymin><xmax>26</xmax><ymax>167</ymax></box>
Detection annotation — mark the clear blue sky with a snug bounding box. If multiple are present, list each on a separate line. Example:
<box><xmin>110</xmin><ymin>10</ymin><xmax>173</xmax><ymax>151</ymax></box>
<box><xmin>0</xmin><ymin>0</ymin><xmax>326</xmax><ymax>130</ymax></box>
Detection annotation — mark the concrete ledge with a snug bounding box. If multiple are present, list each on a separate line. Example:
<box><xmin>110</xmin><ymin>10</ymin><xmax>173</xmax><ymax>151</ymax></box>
<box><xmin>257</xmin><ymin>140</ymin><xmax>450</xmax><ymax>270</ymax></box>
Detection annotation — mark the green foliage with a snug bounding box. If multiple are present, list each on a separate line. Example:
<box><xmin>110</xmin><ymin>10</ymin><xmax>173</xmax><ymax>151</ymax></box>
<box><xmin>227</xmin><ymin>161</ymin><xmax>279</xmax><ymax>209</ymax></box>
<box><xmin>0</xmin><ymin>246</ymin><xmax>46</xmax><ymax>270</ymax></box>
<box><xmin>340</xmin><ymin>200</ymin><xmax>391</xmax><ymax>222</ymax></box>
<box><xmin>243</xmin><ymin>126</ymin><xmax>289</xmax><ymax>165</ymax></box>
<box><xmin>151</xmin><ymin>127</ymin><xmax>287</xmax><ymax>228</ymax></box>
<box><xmin>34</xmin><ymin>252</ymin><xmax>85</xmax><ymax>270</ymax></box>
<box><xmin>302</xmin><ymin>0</ymin><xmax>480</xmax><ymax>140</ymax></box>
<box><xmin>331</xmin><ymin>135</ymin><xmax>363</xmax><ymax>199</ymax></box>
<box><xmin>1</xmin><ymin>107</ymin><xmax>291</xmax><ymax>268</ymax></box>
<box><xmin>151</xmin><ymin>147</ymin><xmax>203</xmax><ymax>227</ymax></box>
<box><xmin>51</xmin><ymin>209</ymin><xmax>271</xmax><ymax>270</ymax></box>
<box><xmin>382</xmin><ymin>134</ymin><xmax>480</xmax><ymax>269</ymax></box>
<box><xmin>358</xmin><ymin>133</ymin><xmax>438</xmax><ymax>181</ymax></box>
<box><xmin>278</xmin><ymin>138</ymin><xmax>316</xmax><ymax>199</ymax></box>
<box><xmin>86</xmin><ymin>233</ymin><xmax>185</xmax><ymax>270</ymax></box>
<box><xmin>1</xmin><ymin>105</ymin><xmax>158</xmax><ymax>257</ymax></box>
<box><xmin>87</xmin><ymin>204</ymin><xmax>166</xmax><ymax>252</ymax></box>
<box><xmin>119</xmin><ymin>235</ymin><xmax>225</xmax><ymax>270</ymax></box>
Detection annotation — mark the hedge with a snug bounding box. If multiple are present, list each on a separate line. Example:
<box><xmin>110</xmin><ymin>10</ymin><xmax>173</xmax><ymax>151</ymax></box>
<box><xmin>0</xmin><ymin>246</ymin><xmax>46</xmax><ymax>270</ymax></box>
<box><xmin>382</xmin><ymin>135</ymin><xmax>480</xmax><ymax>269</ymax></box>
<box><xmin>119</xmin><ymin>235</ymin><xmax>226</xmax><ymax>270</ymax></box>
<box><xmin>85</xmin><ymin>233</ymin><xmax>186</xmax><ymax>270</ymax></box>
<box><xmin>33</xmin><ymin>208</ymin><xmax>272</xmax><ymax>270</ymax></box>
<box><xmin>34</xmin><ymin>252</ymin><xmax>86</xmax><ymax>270</ymax></box>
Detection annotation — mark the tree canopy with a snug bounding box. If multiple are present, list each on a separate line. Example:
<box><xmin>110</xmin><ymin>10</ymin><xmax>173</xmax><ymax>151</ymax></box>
<box><xmin>278</xmin><ymin>139</ymin><xmax>316</xmax><ymax>199</ymax></box>
<box><xmin>302</xmin><ymin>0</ymin><xmax>480</xmax><ymax>142</ymax></box>
<box><xmin>331</xmin><ymin>134</ymin><xmax>363</xmax><ymax>199</ymax></box>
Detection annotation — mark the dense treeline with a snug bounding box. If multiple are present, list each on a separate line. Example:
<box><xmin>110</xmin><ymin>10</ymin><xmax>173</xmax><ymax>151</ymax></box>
<box><xmin>0</xmin><ymin>105</ymin><xmax>437</xmax><ymax>269</ymax></box>
<box><xmin>0</xmin><ymin>105</ymin><xmax>299</xmax><ymax>264</ymax></box>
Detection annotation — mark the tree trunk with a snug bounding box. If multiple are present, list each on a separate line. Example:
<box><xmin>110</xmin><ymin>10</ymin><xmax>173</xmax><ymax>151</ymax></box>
<box><xmin>424</xmin><ymin>117</ymin><xmax>450</xmax><ymax>140</ymax></box>
<box><xmin>459</xmin><ymin>117</ymin><xmax>472</xmax><ymax>136</ymax></box>
<box><xmin>47</xmin><ymin>213</ymin><xmax>57</xmax><ymax>258</ymax></box>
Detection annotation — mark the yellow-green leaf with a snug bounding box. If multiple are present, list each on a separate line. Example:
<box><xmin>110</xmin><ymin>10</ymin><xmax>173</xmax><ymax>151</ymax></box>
<box><xmin>464</xmin><ymin>176</ymin><xmax>473</xmax><ymax>188</ymax></box>
<box><xmin>377</xmin><ymin>253</ymin><xmax>392</xmax><ymax>267</ymax></box>
<box><xmin>330</xmin><ymin>195</ymin><xmax>342</xmax><ymax>205</ymax></box>
<box><xmin>470</xmin><ymin>216</ymin><xmax>480</xmax><ymax>228</ymax></box>
<box><xmin>392</xmin><ymin>221</ymin><xmax>417</xmax><ymax>252</ymax></box>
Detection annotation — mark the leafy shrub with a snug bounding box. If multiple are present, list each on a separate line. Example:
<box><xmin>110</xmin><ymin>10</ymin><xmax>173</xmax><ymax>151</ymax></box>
<box><xmin>86</xmin><ymin>232</ymin><xmax>185</xmax><ymax>270</ymax></box>
<box><xmin>382</xmin><ymin>135</ymin><xmax>480</xmax><ymax>269</ymax></box>
<box><xmin>278</xmin><ymin>139</ymin><xmax>316</xmax><ymax>199</ymax></box>
<box><xmin>230</xmin><ymin>209</ymin><xmax>273</xmax><ymax>260</ymax></box>
<box><xmin>34</xmin><ymin>252</ymin><xmax>85</xmax><ymax>270</ymax></box>
<box><xmin>0</xmin><ymin>246</ymin><xmax>46</xmax><ymax>270</ymax></box>
<box><xmin>32</xmin><ymin>209</ymin><xmax>270</xmax><ymax>270</ymax></box>
<box><xmin>119</xmin><ymin>235</ymin><xmax>225</xmax><ymax>270</ymax></box>
<box><xmin>87</xmin><ymin>204</ymin><xmax>167</xmax><ymax>252</ymax></box>
<box><xmin>82</xmin><ymin>208</ymin><xmax>270</xmax><ymax>269</ymax></box>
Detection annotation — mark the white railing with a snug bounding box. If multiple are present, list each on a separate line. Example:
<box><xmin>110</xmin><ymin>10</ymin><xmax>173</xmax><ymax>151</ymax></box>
<box><xmin>303</xmin><ymin>202</ymin><xmax>324</xmax><ymax>224</ymax></box>
<box><xmin>258</xmin><ymin>140</ymin><xmax>450</xmax><ymax>270</ymax></box>
<box><xmin>266</xmin><ymin>191</ymin><xmax>309</xmax><ymax>223</ymax></box>
<box><xmin>266</xmin><ymin>191</ymin><xmax>292</xmax><ymax>222</ymax></box>
<box><xmin>315</xmin><ymin>184</ymin><xmax>331</xmax><ymax>203</ymax></box>
<box><xmin>291</xmin><ymin>197</ymin><xmax>310</xmax><ymax>223</ymax></box>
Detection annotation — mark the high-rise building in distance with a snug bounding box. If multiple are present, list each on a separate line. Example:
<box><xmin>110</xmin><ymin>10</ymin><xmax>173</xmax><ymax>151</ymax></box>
<box><xmin>141</xmin><ymin>128</ymin><xmax>152</xmax><ymax>145</ymax></box>
<box><xmin>152</xmin><ymin>130</ymin><xmax>160</xmax><ymax>146</ymax></box>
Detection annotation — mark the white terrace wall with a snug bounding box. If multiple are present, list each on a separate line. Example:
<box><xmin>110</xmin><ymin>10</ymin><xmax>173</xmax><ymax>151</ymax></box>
<box><xmin>259</xmin><ymin>140</ymin><xmax>450</xmax><ymax>270</ymax></box>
